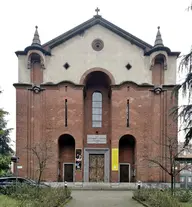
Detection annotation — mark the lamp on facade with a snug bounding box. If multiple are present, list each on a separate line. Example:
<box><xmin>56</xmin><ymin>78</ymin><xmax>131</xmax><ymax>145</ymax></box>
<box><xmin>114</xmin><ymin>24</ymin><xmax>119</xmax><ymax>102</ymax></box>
<box><xmin>28</xmin><ymin>85</ymin><xmax>45</xmax><ymax>94</ymax></box>
<box><xmin>11</xmin><ymin>156</ymin><xmax>19</xmax><ymax>163</ymax></box>
<box><xmin>153</xmin><ymin>86</ymin><xmax>163</xmax><ymax>94</ymax></box>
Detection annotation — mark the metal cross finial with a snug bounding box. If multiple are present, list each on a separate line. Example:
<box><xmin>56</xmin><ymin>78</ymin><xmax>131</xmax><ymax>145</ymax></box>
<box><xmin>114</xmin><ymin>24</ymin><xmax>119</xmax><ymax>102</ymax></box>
<box><xmin>95</xmin><ymin>7</ymin><xmax>100</xmax><ymax>15</ymax></box>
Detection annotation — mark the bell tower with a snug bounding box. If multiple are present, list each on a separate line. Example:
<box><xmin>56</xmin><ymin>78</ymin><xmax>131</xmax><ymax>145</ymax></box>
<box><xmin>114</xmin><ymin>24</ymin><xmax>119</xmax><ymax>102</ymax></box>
<box><xmin>15</xmin><ymin>26</ymin><xmax>51</xmax><ymax>86</ymax></box>
<box><xmin>26</xmin><ymin>26</ymin><xmax>45</xmax><ymax>85</ymax></box>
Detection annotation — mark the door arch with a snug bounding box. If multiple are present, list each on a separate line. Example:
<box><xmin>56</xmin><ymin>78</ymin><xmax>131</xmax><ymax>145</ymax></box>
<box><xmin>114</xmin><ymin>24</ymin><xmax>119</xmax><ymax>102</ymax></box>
<box><xmin>119</xmin><ymin>134</ymin><xmax>136</xmax><ymax>182</ymax></box>
<box><xmin>58</xmin><ymin>134</ymin><xmax>75</xmax><ymax>182</ymax></box>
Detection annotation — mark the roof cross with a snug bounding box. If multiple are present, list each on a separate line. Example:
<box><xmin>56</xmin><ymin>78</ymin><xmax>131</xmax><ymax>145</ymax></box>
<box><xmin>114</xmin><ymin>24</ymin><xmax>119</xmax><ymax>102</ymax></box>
<box><xmin>95</xmin><ymin>7</ymin><xmax>100</xmax><ymax>15</ymax></box>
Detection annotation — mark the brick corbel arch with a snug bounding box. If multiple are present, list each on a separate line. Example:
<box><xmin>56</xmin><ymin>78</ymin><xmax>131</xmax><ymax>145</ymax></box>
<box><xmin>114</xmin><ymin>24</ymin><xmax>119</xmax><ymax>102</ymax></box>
<box><xmin>79</xmin><ymin>67</ymin><xmax>116</xmax><ymax>85</ymax></box>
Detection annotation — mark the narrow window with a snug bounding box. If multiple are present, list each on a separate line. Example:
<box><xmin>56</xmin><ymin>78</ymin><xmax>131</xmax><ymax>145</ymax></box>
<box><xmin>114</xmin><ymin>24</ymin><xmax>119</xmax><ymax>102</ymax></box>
<box><xmin>92</xmin><ymin>92</ymin><xmax>102</xmax><ymax>128</ymax></box>
<box><xmin>65</xmin><ymin>99</ymin><xmax>67</xmax><ymax>127</ymax></box>
<box><xmin>127</xmin><ymin>99</ymin><xmax>129</xmax><ymax>127</ymax></box>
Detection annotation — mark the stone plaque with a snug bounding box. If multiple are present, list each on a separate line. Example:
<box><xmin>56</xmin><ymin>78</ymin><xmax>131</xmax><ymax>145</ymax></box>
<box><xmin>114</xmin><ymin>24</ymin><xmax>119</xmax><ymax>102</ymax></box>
<box><xmin>87</xmin><ymin>134</ymin><xmax>107</xmax><ymax>144</ymax></box>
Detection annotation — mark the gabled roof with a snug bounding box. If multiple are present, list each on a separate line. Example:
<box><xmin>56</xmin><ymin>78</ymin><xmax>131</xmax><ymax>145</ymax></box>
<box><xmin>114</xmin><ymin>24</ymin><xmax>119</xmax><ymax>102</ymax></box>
<box><xmin>42</xmin><ymin>15</ymin><xmax>153</xmax><ymax>52</ymax></box>
<box><xmin>15</xmin><ymin>14</ymin><xmax>180</xmax><ymax>57</ymax></box>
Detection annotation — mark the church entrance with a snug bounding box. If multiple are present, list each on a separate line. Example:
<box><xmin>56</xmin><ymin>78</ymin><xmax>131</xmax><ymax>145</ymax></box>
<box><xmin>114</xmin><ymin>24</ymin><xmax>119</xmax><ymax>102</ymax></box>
<box><xmin>89</xmin><ymin>154</ymin><xmax>104</xmax><ymax>182</ymax></box>
<box><xmin>119</xmin><ymin>135</ymin><xmax>136</xmax><ymax>182</ymax></box>
<box><xmin>58</xmin><ymin>134</ymin><xmax>75</xmax><ymax>182</ymax></box>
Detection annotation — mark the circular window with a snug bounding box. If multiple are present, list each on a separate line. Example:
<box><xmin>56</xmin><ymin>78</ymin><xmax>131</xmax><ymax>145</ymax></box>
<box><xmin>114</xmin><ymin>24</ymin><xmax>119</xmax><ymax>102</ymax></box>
<box><xmin>92</xmin><ymin>39</ymin><xmax>104</xmax><ymax>51</ymax></box>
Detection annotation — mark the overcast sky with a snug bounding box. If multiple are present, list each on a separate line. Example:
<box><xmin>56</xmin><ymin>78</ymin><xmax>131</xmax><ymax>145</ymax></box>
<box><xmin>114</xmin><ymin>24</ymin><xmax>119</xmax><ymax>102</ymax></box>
<box><xmin>0</xmin><ymin>0</ymin><xmax>191</xmax><ymax>148</ymax></box>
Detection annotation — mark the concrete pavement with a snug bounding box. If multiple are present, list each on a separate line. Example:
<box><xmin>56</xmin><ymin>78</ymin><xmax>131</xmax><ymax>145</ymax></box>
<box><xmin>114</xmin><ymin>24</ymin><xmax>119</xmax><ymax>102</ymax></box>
<box><xmin>66</xmin><ymin>190</ymin><xmax>142</xmax><ymax>207</ymax></box>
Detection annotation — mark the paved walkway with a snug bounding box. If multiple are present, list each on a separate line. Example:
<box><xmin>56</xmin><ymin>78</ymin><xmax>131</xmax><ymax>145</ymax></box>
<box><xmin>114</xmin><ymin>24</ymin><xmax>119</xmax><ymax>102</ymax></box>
<box><xmin>66</xmin><ymin>190</ymin><xmax>142</xmax><ymax>207</ymax></box>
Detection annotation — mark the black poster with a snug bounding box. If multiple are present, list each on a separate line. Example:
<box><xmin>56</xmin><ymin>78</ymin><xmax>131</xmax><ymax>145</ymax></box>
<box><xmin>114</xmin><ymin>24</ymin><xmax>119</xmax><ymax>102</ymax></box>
<box><xmin>75</xmin><ymin>149</ymin><xmax>82</xmax><ymax>170</ymax></box>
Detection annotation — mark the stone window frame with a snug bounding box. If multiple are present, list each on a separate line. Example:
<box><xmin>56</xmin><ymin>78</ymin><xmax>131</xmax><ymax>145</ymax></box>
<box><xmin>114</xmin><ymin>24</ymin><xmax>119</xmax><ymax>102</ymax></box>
<box><xmin>92</xmin><ymin>91</ymin><xmax>102</xmax><ymax>128</ymax></box>
<box><xmin>92</xmin><ymin>39</ymin><xmax>104</xmax><ymax>51</ymax></box>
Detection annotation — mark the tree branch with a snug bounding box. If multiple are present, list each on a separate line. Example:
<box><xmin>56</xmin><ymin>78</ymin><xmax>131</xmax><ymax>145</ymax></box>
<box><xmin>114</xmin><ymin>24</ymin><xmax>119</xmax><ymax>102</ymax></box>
<box><xmin>148</xmin><ymin>159</ymin><xmax>171</xmax><ymax>175</ymax></box>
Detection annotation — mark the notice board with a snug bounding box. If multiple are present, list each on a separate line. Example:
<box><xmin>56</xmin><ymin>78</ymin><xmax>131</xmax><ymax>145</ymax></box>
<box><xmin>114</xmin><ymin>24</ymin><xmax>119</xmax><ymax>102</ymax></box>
<box><xmin>112</xmin><ymin>148</ymin><xmax>119</xmax><ymax>171</ymax></box>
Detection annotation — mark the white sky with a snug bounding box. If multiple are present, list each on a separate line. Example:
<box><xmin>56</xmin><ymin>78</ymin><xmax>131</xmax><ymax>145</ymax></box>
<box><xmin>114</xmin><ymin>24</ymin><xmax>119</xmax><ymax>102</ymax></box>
<box><xmin>0</xmin><ymin>0</ymin><xmax>191</xmax><ymax>149</ymax></box>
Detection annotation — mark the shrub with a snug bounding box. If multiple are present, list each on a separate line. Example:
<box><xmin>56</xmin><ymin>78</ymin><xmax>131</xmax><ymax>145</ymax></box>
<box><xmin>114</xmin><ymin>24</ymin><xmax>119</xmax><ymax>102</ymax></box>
<box><xmin>37</xmin><ymin>187</ymin><xmax>71</xmax><ymax>207</ymax></box>
<box><xmin>133</xmin><ymin>189</ymin><xmax>151</xmax><ymax>201</ymax></box>
<box><xmin>133</xmin><ymin>189</ymin><xmax>182</xmax><ymax>207</ymax></box>
<box><xmin>2</xmin><ymin>184</ymin><xmax>71</xmax><ymax>207</ymax></box>
<box><xmin>148</xmin><ymin>191</ymin><xmax>181</xmax><ymax>207</ymax></box>
<box><xmin>175</xmin><ymin>189</ymin><xmax>192</xmax><ymax>203</ymax></box>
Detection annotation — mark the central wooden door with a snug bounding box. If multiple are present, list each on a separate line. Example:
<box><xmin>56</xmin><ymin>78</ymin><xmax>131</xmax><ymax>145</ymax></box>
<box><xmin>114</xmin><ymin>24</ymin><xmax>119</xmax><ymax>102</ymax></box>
<box><xmin>89</xmin><ymin>154</ymin><xmax>104</xmax><ymax>182</ymax></box>
<box><xmin>120</xmin><ymin>164</ymin><xmax>130</xmax><ymax>182</ymax></box>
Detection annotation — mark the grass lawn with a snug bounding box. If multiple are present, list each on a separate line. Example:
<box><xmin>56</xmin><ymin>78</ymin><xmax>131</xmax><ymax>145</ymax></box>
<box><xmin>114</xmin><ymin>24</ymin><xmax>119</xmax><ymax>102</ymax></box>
<box><xmin>0</xmin><ymin>195</ymin><xmax>20</xmax><ymax>206</ymax></box>
<box><xmin>181</xmin><ymin>203</ymin><xmax>192</xmax><ymax>207</ymax></box>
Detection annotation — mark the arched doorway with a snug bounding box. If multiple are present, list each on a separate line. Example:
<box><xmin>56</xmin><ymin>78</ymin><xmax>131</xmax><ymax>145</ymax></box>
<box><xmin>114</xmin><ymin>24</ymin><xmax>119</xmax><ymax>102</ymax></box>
<box><xmin>119</xmin><ymin>135</ymin><xmax>136</xmax><ymax>182</ymax></box>
<box><xmin>82</xmin><ymin>70</ymin><xmax>112</xmax><ymax>182</ymax></box>
<box><xmin>58</xmin><ymin>134</ymin><xmax>75</xmax><ymax>182</ymax></box>
<box><xmin>83</xmin><ymin>71</ymin><xmax>111</xmax><ymax>139</ymax></box>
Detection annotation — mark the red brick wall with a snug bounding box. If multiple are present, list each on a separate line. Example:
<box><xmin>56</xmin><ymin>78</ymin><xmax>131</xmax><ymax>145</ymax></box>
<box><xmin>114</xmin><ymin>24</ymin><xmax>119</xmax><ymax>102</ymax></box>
<box><xmin>15</xmin><ymin>79</ymin><xmax>177</xmax><ymax>183</ymax></box>
<box><xmin>43</xmin><ymin>85</ymin><xmax>84</xmax><ymax>181</ymax></box>
<box><xmin>152</xmin><ymin>63</ymin><xmax>164</xmax><ymax>85</ymax></box>
<box><xmin>15</xmin><ymin>89</ymin><xmax>28</xmax><ymax>178</ymax></box>
<box><xmin>30</xmin><ymin>63</ymin><xmax>43</xmax><ymax>84</ymax></box>
<box><xmin>152</xmin><ymin>56</ymin><xmax>164</xmax><ymax>85</ymax></box>
<box><xmin>119</xmin><ymin>146</ymin><xmax>134</xmax><ymax>163</ymax></box>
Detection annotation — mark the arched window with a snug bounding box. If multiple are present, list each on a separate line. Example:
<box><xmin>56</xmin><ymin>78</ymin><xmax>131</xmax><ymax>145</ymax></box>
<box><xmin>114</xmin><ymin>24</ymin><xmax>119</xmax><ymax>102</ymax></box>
<box><xmin>92</xmin><ymin>92</ymin><xmax>102</xmax><ymax>128</ymax></box>
<box><xmin>28</xmin><ymin>53</ymin><xmax>41</xmax><ymax>69</ymax></box>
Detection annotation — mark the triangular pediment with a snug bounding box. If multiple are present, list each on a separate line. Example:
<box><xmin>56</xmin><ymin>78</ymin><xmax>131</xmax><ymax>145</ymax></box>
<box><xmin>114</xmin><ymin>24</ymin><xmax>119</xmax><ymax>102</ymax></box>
<box><xmin>42</xmin><ymin>15</ymin><xmax>153</xmax><ymax>52</ymax></box>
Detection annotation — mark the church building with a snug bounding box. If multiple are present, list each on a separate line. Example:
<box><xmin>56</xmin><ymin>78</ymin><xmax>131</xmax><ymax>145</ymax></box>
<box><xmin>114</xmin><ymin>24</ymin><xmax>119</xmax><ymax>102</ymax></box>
<box><xmin>14</xmin><ymin>10</ymin><xmax>180</xmax><ymax>183</ymax></box>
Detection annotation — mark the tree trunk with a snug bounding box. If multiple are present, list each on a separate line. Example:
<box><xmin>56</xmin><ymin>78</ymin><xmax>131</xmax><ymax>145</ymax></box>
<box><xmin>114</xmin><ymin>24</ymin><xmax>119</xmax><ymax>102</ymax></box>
<box><xmin>38</xmin><ymin>170</ymin><xmax>43</xmax><ymax>185</ymax></box>
<box><xmin>171</xmin><ymin>174</ymin><xmax>174</xmax><ymax>195</ymax></box>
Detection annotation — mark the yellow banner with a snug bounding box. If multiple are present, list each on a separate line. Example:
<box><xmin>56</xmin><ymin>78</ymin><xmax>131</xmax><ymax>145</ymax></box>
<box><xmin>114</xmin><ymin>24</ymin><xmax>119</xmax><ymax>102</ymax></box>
<box><xmin>112</xmin><ymin>148</ymin><xmax>119</xmax><ymax>171</ymax></box>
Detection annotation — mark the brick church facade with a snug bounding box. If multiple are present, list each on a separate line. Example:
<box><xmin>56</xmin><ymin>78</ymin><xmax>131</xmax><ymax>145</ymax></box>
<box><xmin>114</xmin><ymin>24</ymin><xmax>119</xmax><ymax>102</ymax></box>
<box><xmin>14</xmin><ymin>12</ymin><xmax>180</xmax><ymax>183</ymax></box>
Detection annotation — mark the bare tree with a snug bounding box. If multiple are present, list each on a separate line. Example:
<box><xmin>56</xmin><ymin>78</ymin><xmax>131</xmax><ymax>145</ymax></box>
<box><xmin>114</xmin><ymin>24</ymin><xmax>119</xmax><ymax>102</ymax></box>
<box><xmin>146</xmin><ymin>136</ymin><xmax>191</xmax><ymax>194</ymax></box>
<box><xmin>27</xmin><ymin>139</ymin><xmax>53</xmax><ymax>185</ymax></box>
<box><xmin>172</xmin><ymin>3</ymin><xmax>192</xmax><ymax>147</ymax></box>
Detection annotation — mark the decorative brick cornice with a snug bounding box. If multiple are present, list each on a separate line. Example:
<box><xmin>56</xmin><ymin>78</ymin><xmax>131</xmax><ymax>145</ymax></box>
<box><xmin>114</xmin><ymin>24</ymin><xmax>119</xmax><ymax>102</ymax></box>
<box><xmin>111</xmin><ymin>81</ymin><xmax>154</xmax><ymax>89</ymax></box>
<box><xmin>13</xmin><ymin>82</ymin><xmax>178</xmax><ymax>91</ymax></box>
<box><xmin>41</xmin><ymin>80</ymin><xmax>84</xmax><ymax>88</ymax></box>
<box><xmin>13</xmin><ymin>83</ymin><xmax>32</xmax><ymax>88</ymax></box>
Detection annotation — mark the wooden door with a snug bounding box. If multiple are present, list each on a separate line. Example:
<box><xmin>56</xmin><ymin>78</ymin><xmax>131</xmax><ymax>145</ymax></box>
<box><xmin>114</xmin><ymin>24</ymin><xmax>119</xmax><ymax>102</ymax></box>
<box><xmin>64</xmin><ymin>164</ymin><xmax>73</xmax><ymax>182</ymax></box>
<box><xmin>120</xmin><ymin>164</ymin><xmax>129</xmax><ymax>182</ymax></box>
<box><xmin>89</xmin><ymin>154</ymin><xmax>104</xmax><ymax>182</ymax></box>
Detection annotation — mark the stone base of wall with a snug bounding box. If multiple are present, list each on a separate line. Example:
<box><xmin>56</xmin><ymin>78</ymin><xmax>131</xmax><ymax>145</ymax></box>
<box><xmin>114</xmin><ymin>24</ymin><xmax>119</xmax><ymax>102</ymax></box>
<box><xmin>44</xmin><ymin>182</ymin><xmax>180</xmax><ymax>190</ymax></box>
